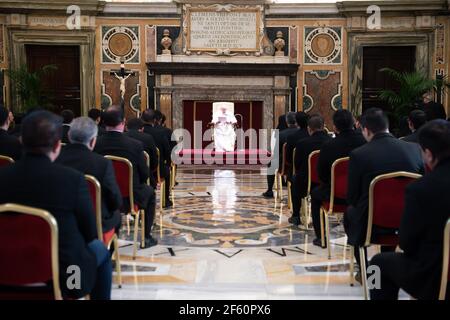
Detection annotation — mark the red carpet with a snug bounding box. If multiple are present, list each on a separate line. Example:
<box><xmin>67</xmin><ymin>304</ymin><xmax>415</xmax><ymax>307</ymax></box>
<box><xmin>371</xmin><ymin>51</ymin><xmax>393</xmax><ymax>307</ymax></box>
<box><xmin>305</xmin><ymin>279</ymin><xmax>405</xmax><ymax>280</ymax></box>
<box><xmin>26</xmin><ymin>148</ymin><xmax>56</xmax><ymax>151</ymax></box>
<box><xmin>176</xmin><ymin>149</ymin><xmax>271</xmax><ymax>165</ymax></box>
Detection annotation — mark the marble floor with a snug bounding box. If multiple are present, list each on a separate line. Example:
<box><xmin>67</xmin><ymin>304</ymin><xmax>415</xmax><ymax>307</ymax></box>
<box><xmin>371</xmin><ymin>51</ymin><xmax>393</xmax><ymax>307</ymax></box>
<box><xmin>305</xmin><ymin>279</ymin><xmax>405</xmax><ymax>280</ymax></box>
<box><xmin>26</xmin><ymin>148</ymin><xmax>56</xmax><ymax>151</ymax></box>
<box><xmin>112</xmin><ymin>166</ymin><xmax>407</xmax><ymax>300</ymax></box>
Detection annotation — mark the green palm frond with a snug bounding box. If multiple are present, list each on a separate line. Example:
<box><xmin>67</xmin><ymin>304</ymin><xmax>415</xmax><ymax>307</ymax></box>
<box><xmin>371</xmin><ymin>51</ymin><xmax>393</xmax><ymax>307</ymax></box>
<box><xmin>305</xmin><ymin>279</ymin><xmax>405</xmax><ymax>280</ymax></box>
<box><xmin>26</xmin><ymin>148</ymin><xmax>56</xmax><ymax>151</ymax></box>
<box><xmin>5</xmin><ymin>64</ymin><xmax>57</xmax><ymax>110</ymax></box>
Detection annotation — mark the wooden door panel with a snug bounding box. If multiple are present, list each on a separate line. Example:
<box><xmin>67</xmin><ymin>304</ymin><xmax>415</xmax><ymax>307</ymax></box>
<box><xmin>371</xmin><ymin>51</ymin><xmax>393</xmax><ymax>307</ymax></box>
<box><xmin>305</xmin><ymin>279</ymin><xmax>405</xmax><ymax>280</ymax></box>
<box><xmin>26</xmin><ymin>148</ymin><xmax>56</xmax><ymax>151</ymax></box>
<box><xmin>25</xmin><ymin>45</ymin><xmax>81</xmax><ymax>116</ymax></box>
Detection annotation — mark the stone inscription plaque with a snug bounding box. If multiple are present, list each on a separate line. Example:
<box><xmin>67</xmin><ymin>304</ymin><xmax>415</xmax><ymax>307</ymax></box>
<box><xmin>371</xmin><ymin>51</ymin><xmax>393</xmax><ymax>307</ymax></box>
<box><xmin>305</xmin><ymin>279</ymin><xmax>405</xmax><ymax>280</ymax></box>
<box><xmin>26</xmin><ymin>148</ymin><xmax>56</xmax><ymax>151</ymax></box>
<box><xmin>187</xmin><ymin>9</ymin><xmax>260</xmax><ymax>52</ymax></box>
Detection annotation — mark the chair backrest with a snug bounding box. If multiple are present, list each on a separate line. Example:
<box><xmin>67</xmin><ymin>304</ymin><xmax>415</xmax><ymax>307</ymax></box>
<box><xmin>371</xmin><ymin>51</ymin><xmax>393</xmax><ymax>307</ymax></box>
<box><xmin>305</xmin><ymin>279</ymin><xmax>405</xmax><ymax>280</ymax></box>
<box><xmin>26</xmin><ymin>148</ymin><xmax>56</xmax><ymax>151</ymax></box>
<box><xmin>85</xmin><ymin>175</ymin><xmax>103</xmax><ymax>241</ymax></box>
<box><xmin>292</xmin><ymin>147</ymin><xmax>296</xmax><ymax>173</ymax></box>
<box><xmin>366</xmin><ymin>171</ymin><xmax>422</xmax><ymax>245</ymax></box>
<box><xmin>143</xmin><ymin>151</ymin><xmax>150</xmax><ymax>186</ymax></box>
<box><xmin>330</xmin><ymin>157</ymin><xmax>350</xmax><ymax>203</ymax></box>
<box><xmin>0</xmin><ymin>203</ymin><xmax>61</xmax><ymax>300</ymax></box>
<box><xmin>104</xmin><ymin>155</ymin><xmax>134</xmax><ymax>208</ymax></box>
<box><xmin>156</xmin><ymin>147</ymin><xmax>163</xmax><ymax>183</ymax></box>
<box><xmin>307</xmin><ymin>150</ymin><xmax>321</xmax><ymax>195</ymax></box>
<box><xmin>280</xmin><ymin>143</ymin><xmax>291</xmax><ymax>176</ymax></box>
<box><xmin>0</xmin><ymin>155</ymin><xmax>14</xmax><ymax>167</ymax></box>
<box><xmin>440</xmin><ymin>218</ymin><xmax>450</xmax><ymax>300</ymax></box>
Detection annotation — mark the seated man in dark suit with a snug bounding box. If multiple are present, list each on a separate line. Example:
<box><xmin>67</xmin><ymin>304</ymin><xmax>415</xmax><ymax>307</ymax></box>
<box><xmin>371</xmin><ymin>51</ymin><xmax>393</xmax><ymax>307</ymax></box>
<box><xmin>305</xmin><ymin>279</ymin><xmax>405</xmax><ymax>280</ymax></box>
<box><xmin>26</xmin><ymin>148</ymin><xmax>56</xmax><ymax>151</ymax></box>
<box><xmin>420</xmin><ymin>91</ymin><xmax>447</xmax><ymax>121</ymax></box>
<box><xmin>141</xmin><ymin>109</ymin><xmax>172</xmax><ymax>208</ymax></box>
<box><xmin>345</xmin><ymin>108</ymin><xmax>424</xmax><ymax>276</ymax></box>
<box><xmin>370</xmin><ymin>120</ymin><xmax>450</xmax><ymax>300</ymax></box>
<box><xmin>61</xmin><ymin>109</ymin><xmax>74</xmax><ymax>144</ymax></box>
<box><xmin>155</xmin><ymin>110</ymin><xmax>177</xmax><ymax>153</ymax></box>
<box><xmin>88</xmin><ymin>108</ymin><xmax>106</xmax><ymax>137</ymax></box>
<box><xmin>289</xmin><ymin>114</ymin><xmax>332</xmax><ymax>226</ymax></box>
<box><xmin>310</xmin><ymin>110</ymin><xmax>366</xmax><ymax>247</ymax></box>
<box><xmin>56</xmin><ymin>117</ymin><xmax>122</xmax><ymax>234</ymax></box>
<box><xmin>125</xmin><ymin>118</ymin><xmax>158</xmax><ymax>188</ymax></box>
<box><xmin>262</xmin><ymin>112</ymin><xmax>298</xmax><ymax>198</ymax></box>
<box><xmin>0</xmin><ymin>110</ymin><xmax>111</xmax><ymax>299</ymax></box>
<box><xmin>403</xmin><ymin>109</ymin><xmax>427</xmax><ymax>143</ymax></box>
<box><xmin>0</xmin><ymin>106</ymin><xmax>22</xmax><ymax>160</ymax></box>
<box><xmin>95</xmin><ymin>106</ymin><xmax>157</xmax><ymax>248</ymax></box>
<box><xmin>285</xmin><ymin>111</ymin><xmax>310</xmax><ymax>172</ymax></box>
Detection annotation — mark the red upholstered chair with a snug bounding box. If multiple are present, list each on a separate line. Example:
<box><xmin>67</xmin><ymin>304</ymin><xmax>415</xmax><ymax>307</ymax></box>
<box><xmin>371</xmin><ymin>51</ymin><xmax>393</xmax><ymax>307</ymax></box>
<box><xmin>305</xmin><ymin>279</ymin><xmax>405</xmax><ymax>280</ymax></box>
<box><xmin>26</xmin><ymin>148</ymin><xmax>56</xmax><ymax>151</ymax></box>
<box><xmin>0</xmin><ymin>155</ymin><xmax>14</xmax><ymax>167</ymax></box>
<box><xmin>85</xmin><ymin>175</ymin><xmax>122</xmax><ymax>288</ymax></box>
<box><xmin>104</xmin><ymin>155</ymin><xmax>144</xmax><ymax>260</ymax></box>
<box><xmin>276</xmin><ymin>143</ymin><xmax>292</xmax><ymax>208</ymax></box>
<box><xmin>156</xmin><ymin>147</ymin><xmax>166</xmax><ymax>210</ymax></box>
<box><xmin>0</xmin><ymin>203</ymin><xmax>62</xmax><ymax>300</ymax></box>
<box><xmin>299</xmin><ymin>150</ymin><xmax>321</xmax><ymax>229</ymax></box>
<box><xmin>439</xmin><ymin>218</ymin><xmax>450</xmax><ymax>300</ymax></box>
<box><xmin>143</xmin><ymin>151</ymin><xmax>151</xmax><ymax>186</ymax></box>
<box><xmin>356</xmin><ymin>171</ymin><xmax>421</xmax><ymax>299</ymax></box>
<box><xmin>320</xmin><ymin>157</ymin><xmax>350</xmax><ymax>259</ymax></box>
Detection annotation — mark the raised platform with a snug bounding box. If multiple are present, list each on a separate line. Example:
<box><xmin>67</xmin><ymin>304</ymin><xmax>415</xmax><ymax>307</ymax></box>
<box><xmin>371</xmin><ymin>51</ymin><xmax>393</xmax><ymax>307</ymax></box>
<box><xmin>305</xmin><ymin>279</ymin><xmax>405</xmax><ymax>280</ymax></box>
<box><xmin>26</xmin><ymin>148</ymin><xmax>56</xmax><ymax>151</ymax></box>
<box><xmin>176</xmin><ymin>149</ymin><xmax>271</xmax><ymax>165</ymax></box>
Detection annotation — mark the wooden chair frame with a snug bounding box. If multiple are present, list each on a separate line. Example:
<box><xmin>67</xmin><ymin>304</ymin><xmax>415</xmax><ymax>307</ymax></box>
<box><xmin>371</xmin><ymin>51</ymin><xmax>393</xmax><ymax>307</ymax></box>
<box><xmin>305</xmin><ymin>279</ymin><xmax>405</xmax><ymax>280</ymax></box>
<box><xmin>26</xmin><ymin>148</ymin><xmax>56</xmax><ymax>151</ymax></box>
<box><xmin>85</xmin><ymin>175</ymin><xmax>122</xmax><ymax>288</ymax></box>
<box><xmin>156</xmin><ymin>148</ymin><xmax>166</xmax><ymax>210</ymax></box>
<box><xmin>319</xmin><ymin>157</ymin><xmax>350</xmax><ymax>259</ymax></box>
<box><xmin>439</xmin><ymin>218</ymin><xmax>450</xmax><ymax>300</ymax></box>
<box><xmin>0</xmin><ymin>203</ymin><xmax>62</xmax><ymax>300</ymax></box>
<box><xmin>104</xmin><ymin>155</ymin><xmax>145</xmax><ymax>260</ymax></box>
<box><xmin>0</xmin><ymin>155</ymin><xmax>14</xmax><ymax>166</ymax></box>
<box><xmin>353</xmin><ymin>171</ymin><xmax>421</xmax><ymax>300</ymax></box>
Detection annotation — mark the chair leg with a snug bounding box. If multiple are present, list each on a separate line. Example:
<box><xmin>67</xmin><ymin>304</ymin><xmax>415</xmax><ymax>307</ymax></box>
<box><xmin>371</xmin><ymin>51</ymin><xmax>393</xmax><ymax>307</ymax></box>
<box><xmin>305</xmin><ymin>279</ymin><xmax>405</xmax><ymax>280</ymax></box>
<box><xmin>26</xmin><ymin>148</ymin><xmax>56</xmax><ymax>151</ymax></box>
<box><xmin>113</xmin><ymin>235</ymin><xmax>122</xmax><ymax>288</ymax></box>
<box><xmin>349</xmin><ymin>245</ymin><xmax>354</xmax><ymax>286</ymax></box>
<box><xmin>126</xmin><ymin>214</ymin><xmax>130</xmax><ymax>236</ymax></box>
<box><xmin>359</xmin><ymin>247</ymin><xmax>369</xmax><ymax>300</ymax></box>
<box><xmin>132</xmin><ymin>212</ymin><xmax>139</xmax><ymax>260</ymax></box>
<box><xmin>279</xmin><ymin>174</ymin><xmax>283</xmax><ymax>202</ymax></box>
<box><xmin>162</xmin><ymin>181</ymin><xmax>166</xmax><ymax>208</ymax></box>
<box><xmin>287</xmin><ymin>181</ymin><xmax>292</xmax><ymax>210</ymax></box>
<box><xmin>140</xmin><ymin>210</ymin><xmax>145</xmax><ymax>248</ymax></box>
<box><xmin>325</xmin><ymin>212</ymin><xmax>331</xmax><ymax>259</ymax></box>
<box><xmin>320</xmin><ymin>207</ymin><xmax>325</xmax><ymax>247</ymax></box>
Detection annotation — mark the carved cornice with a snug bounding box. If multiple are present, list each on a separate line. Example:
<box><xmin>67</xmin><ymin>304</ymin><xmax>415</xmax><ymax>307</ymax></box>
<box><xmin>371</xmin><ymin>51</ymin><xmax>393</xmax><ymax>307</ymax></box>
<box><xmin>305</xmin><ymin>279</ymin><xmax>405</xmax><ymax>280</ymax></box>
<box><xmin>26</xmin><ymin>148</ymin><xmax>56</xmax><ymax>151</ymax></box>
<box><xmin>0</xmin><ymin>0</ymin><xmax>106</xmax><ymax>15</ymax></box>
<box><xmin>337</xmin><ymin>0</ymin><xmax>449</xmax><ymax>16</ymax></box>
<box><xmin>147</xmin><ymin>62</ymin><xmax>299</xmax><ymax>77</ymax></box>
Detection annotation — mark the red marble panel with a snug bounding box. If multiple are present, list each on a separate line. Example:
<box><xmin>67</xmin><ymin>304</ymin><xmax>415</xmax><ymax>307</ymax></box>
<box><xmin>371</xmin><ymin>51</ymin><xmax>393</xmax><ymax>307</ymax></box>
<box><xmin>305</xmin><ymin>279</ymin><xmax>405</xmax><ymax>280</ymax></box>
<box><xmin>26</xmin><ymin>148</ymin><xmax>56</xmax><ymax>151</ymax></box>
<box><xmin>304</xmin><ymin>71</ymin><xmax>341</xmax><ymax>128</ymax></box>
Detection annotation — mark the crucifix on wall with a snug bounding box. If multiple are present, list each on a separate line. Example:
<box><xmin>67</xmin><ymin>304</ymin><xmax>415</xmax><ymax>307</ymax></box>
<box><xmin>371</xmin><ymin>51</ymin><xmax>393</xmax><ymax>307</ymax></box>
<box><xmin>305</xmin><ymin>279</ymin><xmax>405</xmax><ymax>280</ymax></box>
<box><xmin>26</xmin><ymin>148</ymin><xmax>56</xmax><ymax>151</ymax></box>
<box><xmin>110</xmin><ymin>58</ymin><xmax>135</xmax><ymax>109</ymax></box>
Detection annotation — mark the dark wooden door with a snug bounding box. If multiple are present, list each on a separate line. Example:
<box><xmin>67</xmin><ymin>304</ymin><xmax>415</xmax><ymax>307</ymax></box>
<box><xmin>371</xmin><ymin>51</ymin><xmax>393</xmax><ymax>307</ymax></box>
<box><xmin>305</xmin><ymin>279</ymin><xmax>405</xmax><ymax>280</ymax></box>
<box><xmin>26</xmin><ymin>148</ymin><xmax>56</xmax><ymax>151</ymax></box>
<box><xmin>26</xmin><ymin>45</ymin><xmax>81</xmax><ymax>116</ymax></box>
<box><xmin>362</xmin><ymin>46</ymin><xmax>415</xmax><ymax>113</ymax></box>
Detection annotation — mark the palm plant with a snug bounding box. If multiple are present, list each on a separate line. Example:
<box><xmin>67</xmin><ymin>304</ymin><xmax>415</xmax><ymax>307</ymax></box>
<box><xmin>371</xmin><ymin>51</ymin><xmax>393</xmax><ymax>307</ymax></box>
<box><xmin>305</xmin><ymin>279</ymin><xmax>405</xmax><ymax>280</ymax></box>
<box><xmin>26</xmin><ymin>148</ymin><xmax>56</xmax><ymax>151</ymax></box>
<box><xmin>378</xmin><ymin>68</ymin><xmax>435</xmax><ymax>119</ymax></box>
<box><xmin>5</xmin><ymin>64</ymin><xmax>57</xmax><ymax>111</ymax></box>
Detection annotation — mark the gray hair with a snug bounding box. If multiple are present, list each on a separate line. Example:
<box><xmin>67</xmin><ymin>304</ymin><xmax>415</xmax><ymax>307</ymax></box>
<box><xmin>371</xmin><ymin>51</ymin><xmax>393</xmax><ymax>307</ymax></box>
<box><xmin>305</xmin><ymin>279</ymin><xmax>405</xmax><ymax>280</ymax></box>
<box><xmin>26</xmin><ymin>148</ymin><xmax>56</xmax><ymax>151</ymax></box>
<box><xmin>68</xmin><ymin>116</ymin><xmax>98</xmax><ymax>146</ymax></box>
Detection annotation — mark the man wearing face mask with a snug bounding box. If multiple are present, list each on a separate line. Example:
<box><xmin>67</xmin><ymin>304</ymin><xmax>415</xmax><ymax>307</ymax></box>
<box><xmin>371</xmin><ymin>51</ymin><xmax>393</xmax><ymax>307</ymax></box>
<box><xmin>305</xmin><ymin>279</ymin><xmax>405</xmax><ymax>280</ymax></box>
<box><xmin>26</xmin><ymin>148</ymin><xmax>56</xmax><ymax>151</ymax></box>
<box><xmin>370</xmin><ymin>120</ymin><xmax>450</xmax><ymax>300</ymax></box>
<box><xmin>345</xmin><ymin>108</ymin><xmax>424</xmax><ymax>280</ymax></box>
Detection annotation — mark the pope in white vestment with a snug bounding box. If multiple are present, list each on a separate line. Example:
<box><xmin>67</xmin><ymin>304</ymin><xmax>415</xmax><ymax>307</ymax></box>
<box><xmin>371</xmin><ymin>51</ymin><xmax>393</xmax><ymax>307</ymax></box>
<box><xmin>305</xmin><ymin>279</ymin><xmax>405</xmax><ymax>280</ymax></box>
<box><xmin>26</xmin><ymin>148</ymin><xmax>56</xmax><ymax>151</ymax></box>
<box><xmin>212</xmin><ymin>102</ymin><xmax>237</xmax><ymax>152</ymax></box>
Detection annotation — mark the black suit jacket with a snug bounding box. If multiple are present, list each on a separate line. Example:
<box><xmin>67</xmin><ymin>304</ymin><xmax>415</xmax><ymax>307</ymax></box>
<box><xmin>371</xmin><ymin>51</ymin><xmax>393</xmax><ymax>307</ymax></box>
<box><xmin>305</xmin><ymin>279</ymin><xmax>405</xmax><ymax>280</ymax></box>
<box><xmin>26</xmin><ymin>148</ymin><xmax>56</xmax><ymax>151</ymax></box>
<box><xmin>274</xmin><ymin>127</ymin><xmax>297</xmax><ymax>170</ymax></box>
<box><xmin>317</xmin><ymin>129</ymin><xmax>366</xmax><ymax>186</ymax></box>
<box><xmin>143</xmin><ymin>124</ymin><xmax>171</xmax><ymax>176</ymax></box>
<box><xmin>56</xmin><ymin>143</ymin><xmax>123</xmax><ymax>232</ymax></box>
<box><xmin>0</xmin><ymin>153</ymin><xmax>97</xmax><ymax>298</ymax></box>
<box><xmin>397</xmin><ymin>158</ymin><xmax>450</xmax><ymax>299</ymax></box>
<box><xmin>345</xmin><ymin>132</ymin><xmax>424</xmax><ymax>246</ymax></box>
<box><xmin>294</xmin><ymin>130</ymin><xmax>332</xmax><ymax>197</ymax></box>
<box><xmin>160</xmin><ymin>125</ymin><xmax>177</xmax><ymax>152</ymax></box>
<box><xmin>0</xmin><ymin>129</ymin><xmax>22</xmax><ymax>160</ymax></box>
<box><xmin>286</xmin><ymin>128</ymin><xmax>309</xmax><ymax>169</ymax></box>
<box><xmin>62</xmin><ymin>125</ymin><xmax>70</xmax><ymax>144</ymax></box>
<box><xmin>422</xmin><ymin>101</ymin><xmax>447</xmax><ymax>121</ymax></box>
<box><xmin>402</xmin><ymin>131</ymin><xmax>419</xmax><ymax>143</ymax></box>
<box><xmin>94</xmin><ymin>131</ymin><xmax>149</xmax><ymax>201</ymax></box>
<box><xmin>125</xmin><ymin>130</ymin><xmax>159</xmax><ymax>186</ymax></box>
